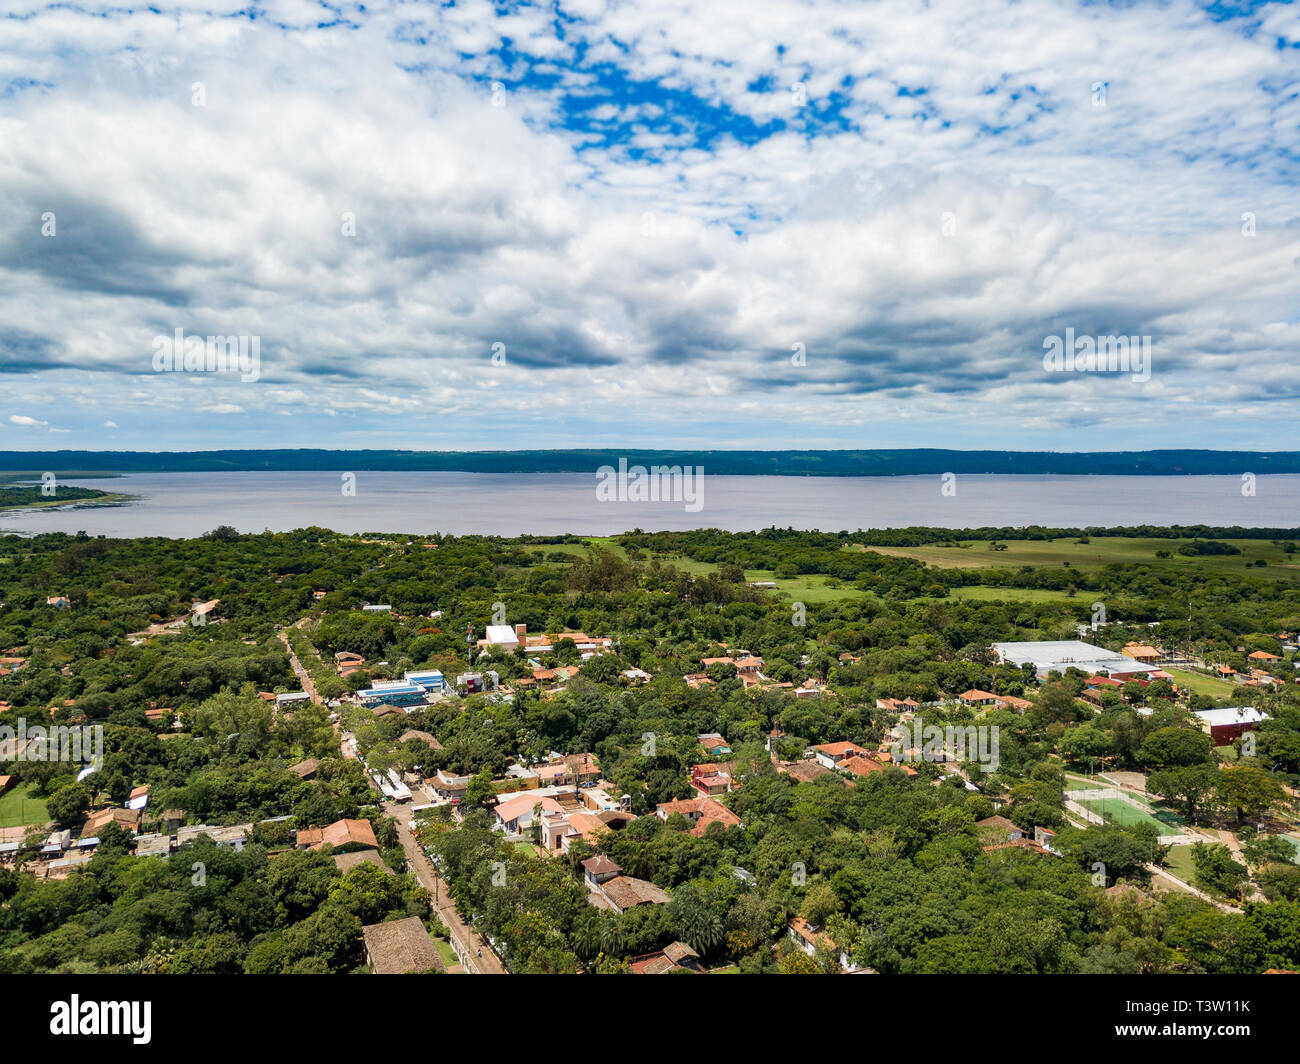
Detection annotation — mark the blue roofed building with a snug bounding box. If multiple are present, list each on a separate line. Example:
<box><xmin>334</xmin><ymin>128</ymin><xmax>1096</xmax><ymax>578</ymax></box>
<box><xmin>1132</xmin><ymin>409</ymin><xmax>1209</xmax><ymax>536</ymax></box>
<box><xmin>357</xmin><ymin>681</ymin><xmax>428</xmax><ymax>708</ymax></box>
<box><xmin>403</xmin><ymin>670</ymin><xmax>445</xmax><ymax>693</ymax></box>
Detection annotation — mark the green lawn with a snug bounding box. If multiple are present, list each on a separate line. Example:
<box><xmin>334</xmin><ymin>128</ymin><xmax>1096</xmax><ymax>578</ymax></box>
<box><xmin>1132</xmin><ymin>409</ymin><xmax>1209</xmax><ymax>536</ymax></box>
<box><xmin>742</xmin><ymin>569</ymin><xmax>871</xmax><ymax>604</ymax></box>
<box><xmin>0</xmin><ymin>783</ymin><xmax>49</xmax><ymax>828</ymax></box>
<box><xmin>1163</xmin><ymin>667</ymin><xmax>1239</xmax><ymax>700</ymax></box>
<box><xmin>432</xmin><ymin>936</ymin><xmax>461</xmax><ymax>970</ymax></box>
<box><xmin>1163</xmin><ymin>844</ymin><xmax>1198</xmax><ymax>884</ymax></box>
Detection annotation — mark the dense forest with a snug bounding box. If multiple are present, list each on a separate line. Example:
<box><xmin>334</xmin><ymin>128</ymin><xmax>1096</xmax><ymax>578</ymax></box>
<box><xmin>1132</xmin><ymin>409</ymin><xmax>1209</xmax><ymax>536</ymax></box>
<box><xmin>5</xmin><ymin>447</ymin><xmax>1300</xmax><ymax>476</ymax></box>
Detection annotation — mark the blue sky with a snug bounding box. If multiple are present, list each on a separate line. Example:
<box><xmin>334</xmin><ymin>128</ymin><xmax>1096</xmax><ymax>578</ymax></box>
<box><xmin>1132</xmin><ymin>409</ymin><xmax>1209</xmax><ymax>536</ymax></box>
<box><xmin>1</xmin><ymin>0</ymin><xmax>1298</xmax><ymax>452</ymax></box>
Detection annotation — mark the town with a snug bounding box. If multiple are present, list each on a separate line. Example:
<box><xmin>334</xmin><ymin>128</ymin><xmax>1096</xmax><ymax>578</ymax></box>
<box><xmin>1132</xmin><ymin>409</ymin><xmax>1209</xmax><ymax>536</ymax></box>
<box><xmin>1</xmin><ymin>525</ymin><xmax>1299</xmax><ymax>974</ymax></box>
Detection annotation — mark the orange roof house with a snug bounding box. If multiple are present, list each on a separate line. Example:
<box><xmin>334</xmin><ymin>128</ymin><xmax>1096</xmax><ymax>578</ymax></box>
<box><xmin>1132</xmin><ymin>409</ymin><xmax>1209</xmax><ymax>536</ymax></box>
<box><xmin>296</xmin><ymin>818</ymin><xmax>379</xmax><ymax>852</ymax></box>
<box><xmin>958</xmin><ymin>689</ymin><xmax>1002</xmax><ymax>706</ymax></box>
<box><xmin>655</xmin><ymin>796</ymin><xmax>740</xmax><ymax>836</ymax></box>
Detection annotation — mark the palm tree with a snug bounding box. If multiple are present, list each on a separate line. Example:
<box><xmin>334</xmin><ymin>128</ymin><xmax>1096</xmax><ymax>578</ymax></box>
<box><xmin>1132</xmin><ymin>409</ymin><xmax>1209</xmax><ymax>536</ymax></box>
<box><xmin>599</xmin><ymin>915</ymin><xmax>625</xmax><ymax>956</ymax></box>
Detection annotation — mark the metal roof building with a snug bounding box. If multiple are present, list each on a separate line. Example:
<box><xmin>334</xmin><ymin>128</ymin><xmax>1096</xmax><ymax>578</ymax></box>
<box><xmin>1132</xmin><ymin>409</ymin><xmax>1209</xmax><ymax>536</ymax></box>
<box><xmin>991</xmin><ymin>640</ymin><xmax>1164</xmax><ymax>677</ymax></box>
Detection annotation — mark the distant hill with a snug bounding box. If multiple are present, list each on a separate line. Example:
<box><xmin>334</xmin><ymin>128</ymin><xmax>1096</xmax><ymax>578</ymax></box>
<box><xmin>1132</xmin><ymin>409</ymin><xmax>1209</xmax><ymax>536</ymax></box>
<box><xmin>1</xmin><ymin>448</ymin><xmax>1298</xmax><ymax>477</ymax></box>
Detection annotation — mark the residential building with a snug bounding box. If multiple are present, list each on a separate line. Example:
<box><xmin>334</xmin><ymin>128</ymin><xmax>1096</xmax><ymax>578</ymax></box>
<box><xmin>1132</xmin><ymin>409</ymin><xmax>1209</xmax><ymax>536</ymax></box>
<box><xmin>655</xmin><ymin>796</ymin><xmax>741</xmax><ymax>836</ymax></box>
<box><xmin>362</xmin><ymin>916</ymin><xmax>443</xmax><ymax>974</ymax></box>
<box><xmin>296</xmin><ymin>818</ymin><xmax>379</xmax><ymax>852</ymax></box>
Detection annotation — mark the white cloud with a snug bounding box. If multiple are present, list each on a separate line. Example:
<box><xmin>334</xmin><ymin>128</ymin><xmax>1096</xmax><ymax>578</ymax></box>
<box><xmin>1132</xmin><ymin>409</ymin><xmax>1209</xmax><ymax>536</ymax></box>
<box><xmin>0</xmin><ymin>1</ymin><xmax>1296</xmax><ymax>451</ymax></box>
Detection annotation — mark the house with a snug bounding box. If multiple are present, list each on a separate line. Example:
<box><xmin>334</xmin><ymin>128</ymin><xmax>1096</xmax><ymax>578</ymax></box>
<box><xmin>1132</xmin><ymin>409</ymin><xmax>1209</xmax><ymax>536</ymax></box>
<box><xmin>957</xmin><ymin>688</ymin><xmax>1002</xmax><ymax>707</ymax></box>
<box><xmin>622</xmin><ymin>668</ymin><xmax>652</xmax><ymax>685</ymax></box>
<box><xmin>588</xmin><ymin>872</ymin><xmax>671</xmax><ymax>914</ymax></box>
<box><xmin>429</xmin><ymin>769</ymin><xmax>471</xmax><ymax>801</ymax></box>
<box><xmin>398</xmin><ymin>729</ymin><xmax>441</xmax><ymax>750</ymax></box>
<box><xmin>788</xmin><ymin>918</ymin><xmax>865</xmax><ymax>972</ymax></box>
<box><xmin>542</xmin><ymin>811</ymin><xmax>610</xmax><ymax>852</ymax></box>
<box><xmin>876</xmin><ymin>697</ymin><xmax>920</xmax><ymax>714</ymax></box>
<box><xmin>1121</xmin><ymin>643</ymin><xmax>1163</xmax><ymax>664</ymax></box>
<box><xmin>0</xmin><ymin>775</ymin><xmax>14</xmax><ymax>795</ymax></box>
<box><xmin>1194</xmin><ymin>706</ymin><xmax>1270</xmax><ymax>746</ymax></box>
<box><xmin>46</xmin><ymin>596</ymin><xmax>71</xmax><ymax>608</ymax></box>
<box><xmin>813</xmin><ymin>741</ymin><xmax>868</xmax><ymax>770</ymax></box>
<box><xmin>683</xmin><ymin>673</ymin><xmax>715</xmax><ymax>689</ymax></box>
<box><xmin>581</xmin><ymin>854</ymin><xmax>622</xmax><ymax>887</ymax></box>
<box><xmin>288</xmin><ymin>757</ymin><xmax>319</xmax><ymax>780</ymax></box>
<box><xmin>492</xmin><ymin>793</ymin><xmax>565</xmax><ymax>834</ymax></box>
<box><xmin>191</xmin><ymin>599</ymin><xmax>220</xmax><ymax>622</ymax></box>
<box><xmin>776</xmin><ymin>759</ymin><xmax>832</xmax><ymax>783</ymax></box>
<box><xmin>275</xmin><ymin>691</ymin><xmax>311</xmax><ymax>709</ymax></box>
<box><xmin>361</xmin><ymin>604</ymin><xmax>392</xmax><ymax>614</ymax></box>
<box><xmin>362</xmin><ymin>916</ymin><xmax>443</xmax><ymax>974</ymax></box>
<box><xmin>335</xmin><ymin>850</ymin><xmax>394</xmax><ymax>875</ymax></box>
<box><xmin>82</xmin><ymin>806</ymin><xmax>141</xmax><ymax>838</ymax></box>
<box><xmin>334</xmin><ymin>651</ymin><xmax>366</xmax><ymax>676</ymax></box>
<box><xmin>175</xmin><ymin>823</ymin><xmax>252</xmax><ymax>851</ymax></box>
<box><xmin>1248</xmin><ymin>650</ymin><xmax>1281</xmax><ymax>664</ymax></box>
<box><xmin>126</xmin><ymin>784</ymin><xmax>150</xmax><ymax>811</ymax></box>
<box><xmin>296</xmin><ymin>818</ymin><xmax>379</xmax><ymax>852</ymax></box>
<box><xmin>976</xmin><ymin>815</ymin><xmax>1027</xmax><ymax>847</ymax></box>
<box><xmin>532</xmin><ymin>753</ymin><xmax>600</xmax><ymax>787</ymax></box>
<box><xmin>655</xmin><ymin>796</ymin><xmax>741</xmax><ymax>836</ymax></box>
<box><xmin>697</xmin><ymin>733</ymin><xmax>732</xmax><ymax>756</ymax></box>
<box><xmin>456</xmin><ymin>671</ymin><xmax>498</xmax><ymax>695</ymax></box>
<box><xmin>690</xmin><ymin>763</ymin><xmax>735</xmax><ymax>795</ymax></box>
<box><xmin>628</xmin><ymin>941</ymin><xmax>703</xmax><ymax>974</ymax></box>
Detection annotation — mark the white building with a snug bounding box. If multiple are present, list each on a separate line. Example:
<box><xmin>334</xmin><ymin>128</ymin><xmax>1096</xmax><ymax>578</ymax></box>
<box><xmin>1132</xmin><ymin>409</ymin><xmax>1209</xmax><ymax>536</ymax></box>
<box><xmin>991</xmin><ymin>640</ymin><xmax>1165</xmax><ymax>679</ymax></box>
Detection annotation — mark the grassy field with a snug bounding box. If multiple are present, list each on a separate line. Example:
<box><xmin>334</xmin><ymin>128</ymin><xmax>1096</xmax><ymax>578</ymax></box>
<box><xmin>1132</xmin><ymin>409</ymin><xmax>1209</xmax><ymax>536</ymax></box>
<box><xmin>1163</xmin><ymin>844</ymin><xmax>1198</xmax><ymax>884</ymax></box>
<box><xmin>524</xmin><ymin>534</ymin><xmax>1300</xmax><ymax>602</ymax></box>
<box><xmin>0</xmin><ymin>783</ymin><xmax>49</xmax><ymax>828</ymax></box>
<box><xmin>862</xmin><ymin>537</ymin><xmax>1300</xmax><ymax>580</ymax></box>
<box><xmin>523</xmin><ymin>539</ymin><xmax>873</xmax><ymax>601</ymax></box>
<box><xmin>742</xmin><ymin>569</ymin><xmax>871</xmax><ymax>604</ymax></box>
<box><xmin>1163</xmin><ymin>667</ymin><xmax>1239</xmax><ymax>700</ymax></box>
<box><xmin>942</xmin><ymin>585</ymin><xmax>1100</xmax><ymax>604</ymax></box>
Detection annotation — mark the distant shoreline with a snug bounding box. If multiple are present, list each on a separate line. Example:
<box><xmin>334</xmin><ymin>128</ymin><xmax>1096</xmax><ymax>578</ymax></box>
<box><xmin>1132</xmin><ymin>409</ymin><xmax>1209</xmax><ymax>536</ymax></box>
<box><xmin>2</xmin><ymin>448</ymin><xmax>1299</xmax><ymax>478</ymax></box>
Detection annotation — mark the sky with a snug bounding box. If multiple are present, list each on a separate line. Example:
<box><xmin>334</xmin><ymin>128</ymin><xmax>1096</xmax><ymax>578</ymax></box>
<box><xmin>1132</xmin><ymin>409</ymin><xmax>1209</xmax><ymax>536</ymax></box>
<box><xmin>0</xmin><ymin>0</ymin><xmax>1297</xmax><ymax>453</ymax></box>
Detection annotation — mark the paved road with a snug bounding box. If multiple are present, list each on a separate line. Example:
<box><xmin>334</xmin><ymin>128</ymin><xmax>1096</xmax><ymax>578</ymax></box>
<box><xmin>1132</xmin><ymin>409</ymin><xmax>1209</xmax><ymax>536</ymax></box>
<box><xmin>278</xmin><ymin>624</ymin><xmax>507</xmax><ymax>972</ymax></box>
<box><xmin>388</xmin><ymin>810</ymin><xmax>508</xmax><ymax>974</ymax></box>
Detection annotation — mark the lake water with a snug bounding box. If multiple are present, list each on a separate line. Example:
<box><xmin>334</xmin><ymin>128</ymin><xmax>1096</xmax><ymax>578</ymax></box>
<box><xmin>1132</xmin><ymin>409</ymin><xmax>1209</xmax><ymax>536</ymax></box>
<box><xmin>1</xmin><ymin>471</ymin><xmax>1297</xmax><ymax>538</ymax></box>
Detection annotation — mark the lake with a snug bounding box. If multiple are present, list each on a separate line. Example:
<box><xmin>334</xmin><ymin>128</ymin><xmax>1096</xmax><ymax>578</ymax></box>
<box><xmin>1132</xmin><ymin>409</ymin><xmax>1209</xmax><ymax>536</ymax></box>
<box><xmin>1</xmin><ymin>471</ymin><xmax>1296</xmax><ymax>538</ymax></box>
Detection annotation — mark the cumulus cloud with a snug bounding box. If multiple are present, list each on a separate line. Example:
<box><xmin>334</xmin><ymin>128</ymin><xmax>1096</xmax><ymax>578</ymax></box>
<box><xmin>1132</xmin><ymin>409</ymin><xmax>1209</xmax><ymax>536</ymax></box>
<box><xmin>0</xmin><ymin>0</ymin><xmax>1297</xmax><ymax>450</ymax></box>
